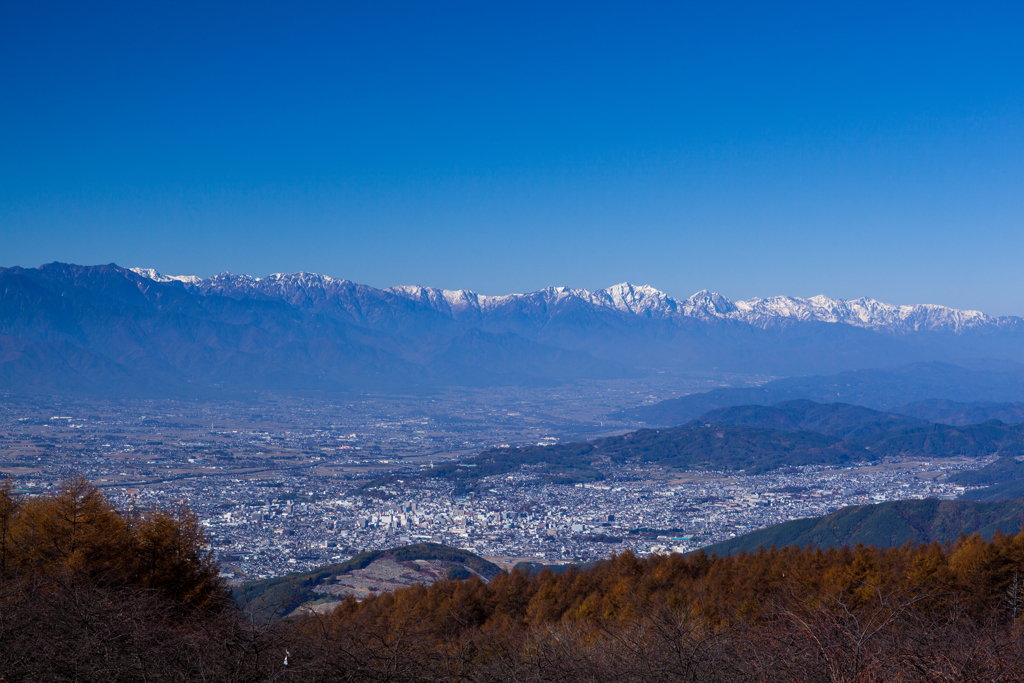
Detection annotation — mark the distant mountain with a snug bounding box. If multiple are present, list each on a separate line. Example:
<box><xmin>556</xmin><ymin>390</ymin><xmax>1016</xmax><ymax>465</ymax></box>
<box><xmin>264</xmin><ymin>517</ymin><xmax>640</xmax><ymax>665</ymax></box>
<box><xmin>136</xmin><ymin>268</ymin><xmax>999</xmax><ymax>374</ymax></box>
<box><xmin>626</xmin><ymin>362</ymin><xmax>1024</xmax><ymax>424</ymax></box>
<box><xmin>152</xmin><ymin>269</ymin><xmax>1018</xmax><ymax>335</ymax></box>
<box><xmin>700</xmin><ymin>498</ymin><xmax>1024</xmax><ymax>556</ymax></box>
<box><xmin>895</xmin><ymin>399</ymin><xmax>1024</xmax><ymax>426</ymax></box>
<box><xmin>0</xmin><ymin>263</ymin><xmax>633</xmax><ymax>396</ymax></box>
<box><xmin>696</xmin><ymin>400</ymin><xmax>927</xmax><ymax>440</ymax></box>
<box><xmin>135</xmin><ymin>267</ymin><xmax>1024</xmax><ymax>375</ymax></box>
<box><xmin>3</xmin><ymin>262</ymin><xmax>1024</xmax><ymax>397</ymax></box>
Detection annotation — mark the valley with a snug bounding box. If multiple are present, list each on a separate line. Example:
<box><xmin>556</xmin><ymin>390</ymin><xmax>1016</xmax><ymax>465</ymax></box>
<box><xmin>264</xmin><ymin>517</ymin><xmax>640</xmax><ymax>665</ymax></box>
<box><xmin>0</xmin><ymin>382</ymin><xmax>994</xmax><ymax>583</ymax></box>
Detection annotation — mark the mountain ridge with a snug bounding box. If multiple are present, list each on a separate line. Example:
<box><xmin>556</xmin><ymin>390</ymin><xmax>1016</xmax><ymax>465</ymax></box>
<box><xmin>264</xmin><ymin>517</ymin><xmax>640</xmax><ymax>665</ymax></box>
<box><xmin>2</xmin><ymin>262</ymin><xmax>1023</xmax><ymax>398</ymax></box>
<box><xmin>132</xmin><ymin>267</ymin><xmax>1020</xmax><ymax>335</ymax></box>
<box><xmin>625</xmin><ymin>362</ymin><xmax>1024</xmax><ymax>423</ymax></box>
<box><xmin>0</xmin><ymin>263</ymin><xmax>633</xmax><ymax>396</ymax></box>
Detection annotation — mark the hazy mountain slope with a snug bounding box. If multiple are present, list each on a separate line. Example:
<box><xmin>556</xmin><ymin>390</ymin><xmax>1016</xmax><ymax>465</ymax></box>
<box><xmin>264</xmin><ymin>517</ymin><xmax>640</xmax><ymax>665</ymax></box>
<box><xmin>0</xmin><ymin>264</ymin><xmax>436</xmax><ymax>395</ymax></box>
<box><xmin>626</xmin><ymin>361</ymin><xmax>1024</xmax><ymax>425</ymax></box>
<box><xmin>138</xmin><ymin>266</ymin><xmax>1024</xmax><ymax>376</ymax></box>
<box><xmin>0</xmin><ymin>264</ymin><xmax>632</xmax><ymax>396</ymax></box>
<box><xmin>896</xmin><ymin>399</ymin><xmax>1024</xmax><ymax>425</ymax></box>
<box><xmin>410</xmin><ymin>328</ymin><xmax>640</xmax><ymax>386</ymax></box>
<box><xmin>700</xmin><ymin>498</ymin><xmax>1024</xmax><ymax>556</ymax></box>
<box><xmin>697</xmin><ymin>400</ymin><xmax>928</xmax><ymax>439</ymax></box>
<box><xmin>499</xmin><ymin>313</ymin><xmax>925</xmax><ymax>376</ymax></box>
<box><xmin>0</xmin><ymin>334</ymin><xmax>141</xmax><ymax>396</ymax></box>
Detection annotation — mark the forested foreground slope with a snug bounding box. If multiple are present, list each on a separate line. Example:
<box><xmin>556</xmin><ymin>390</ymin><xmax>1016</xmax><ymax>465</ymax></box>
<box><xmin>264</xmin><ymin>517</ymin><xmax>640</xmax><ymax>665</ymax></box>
<box><xmin>8</xmin><ymin>478</ymin><xmax>1024</xmax><ymax>680</ymax></box>
<box><xmin>256</xmin><ymin>529</ymin><xmax>1024</xmax><ymax>680</ymax></box>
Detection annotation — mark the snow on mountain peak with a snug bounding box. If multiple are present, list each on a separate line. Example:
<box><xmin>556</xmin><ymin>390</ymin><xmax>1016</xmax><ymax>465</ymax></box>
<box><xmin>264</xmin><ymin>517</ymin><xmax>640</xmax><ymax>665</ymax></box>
<box><xmin>129</xmin><ymin>267</ymin><xmax>1009</xmax><ymax>334</ymax></box>
<box><xmin>594</xmin><ymin>283</ymin><xmax>678</xmax><ymax>316</ymax></box>
<box><xmin>684</xmin><ymin>289</ymin><xmax>740</xmax><ymax>319</ymax></box>
<box><xmin>386</xmin><ymin>285</ymin><xmax>487</xmax><ymax>315</ymax></box>
<box><xmin>732</xmin><ymin>294</ymin><xmax>996</xmax><ymax>332</ymax></box>
<box><xmin>129</xmin><ymin>268</ymin><xmax>202</xmax><ymax>285</ymax></box>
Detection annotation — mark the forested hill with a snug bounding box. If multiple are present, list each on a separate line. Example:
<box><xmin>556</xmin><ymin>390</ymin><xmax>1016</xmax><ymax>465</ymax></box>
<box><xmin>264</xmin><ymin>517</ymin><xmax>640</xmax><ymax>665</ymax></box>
<box><xmin>697</xmin><ymin>400</ymin><xmax>1024</xmax><ymax>458</ymax></box>
<box><xmin>681</xmin><ymin>398</ymin><xmax>1024</xmax><ymax>458</ymax></box>
<box><xmin>941</xmin><ymin>454</ymin><xmax>1024</xmax><ymax>503</ymax></box>
<box><xmin>953</xmin><ymin>457</ymin><xmax>1024</xmax><ymax>503</ymax></box>
<box><xmin>855</xmin><ymin>420</ymin><xmax>1024</xmax><ymax>458</ymax></box>
<box><xmin>393</xmin><ymin>411</ymin><xmax>1024</xmax><ymax>493</ymax></box>
<box><xmin>696</xmin><ymin>399</ymin><xmax>927</xmax><ymax>439</ymax></box>
<box><xmin>410</xmin><ymin>423</ymin><xmax>863</xmax><ymax>489</ymax></box>
<box><xmin>948</xmin><ymin>457</ymin><xmax>1024</xmax><ymax>487</ymax></box>
<box><xmin>699</xmin><ymin>498</ymin><xmax>1024</xmax><ymax>556</ymax></box>
<box><xmin>235</xmin><ymin>543</ymin><xmax>501</xmax><ymax>615</ymax></box>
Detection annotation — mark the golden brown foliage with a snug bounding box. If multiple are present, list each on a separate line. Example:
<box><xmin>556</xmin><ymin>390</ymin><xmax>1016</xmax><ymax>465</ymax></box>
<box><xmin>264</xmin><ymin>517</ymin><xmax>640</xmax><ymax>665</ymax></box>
<box><xmin>279</xmin><ymin>532</ymin><xmax>1024</xmax><ymax>681</ymax></box>
<box><xmin>0</xmin><ymin>474</ymin><xmax>223</xmax><ymax>609</ymax></box>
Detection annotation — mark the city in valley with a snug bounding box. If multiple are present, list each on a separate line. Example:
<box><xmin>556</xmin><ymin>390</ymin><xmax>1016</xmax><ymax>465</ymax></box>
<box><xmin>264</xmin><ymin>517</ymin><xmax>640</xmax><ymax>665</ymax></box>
<box><xmin>0</xmin><ymin>377</ymin><xmax>982</xmax><ymax>581</ymax></box>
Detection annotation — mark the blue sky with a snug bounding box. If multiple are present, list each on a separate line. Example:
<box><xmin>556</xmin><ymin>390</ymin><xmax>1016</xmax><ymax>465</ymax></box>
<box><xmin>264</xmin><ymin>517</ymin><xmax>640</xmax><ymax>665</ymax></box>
<box><xmin>2</xmin><ymin>2</ymin><xmax>1022</xmax><ymax>314</ymax></box>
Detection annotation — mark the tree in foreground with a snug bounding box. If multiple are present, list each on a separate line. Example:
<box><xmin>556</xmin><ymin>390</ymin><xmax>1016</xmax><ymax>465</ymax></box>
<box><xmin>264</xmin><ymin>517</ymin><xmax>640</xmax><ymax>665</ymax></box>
<box><xmin>0</xmin><ymin>475</ymin><xmax>293</xmax><ymax>682</ymax></box>
<box><xmin>0</xmin><ymin>474</ymin><xmax>223</xmax><ymax>609</ymax></box>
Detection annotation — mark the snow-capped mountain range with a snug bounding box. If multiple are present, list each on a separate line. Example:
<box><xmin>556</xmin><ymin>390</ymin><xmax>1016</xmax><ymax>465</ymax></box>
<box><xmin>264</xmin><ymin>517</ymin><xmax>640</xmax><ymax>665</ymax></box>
<box><xmin>130</xmin><ymin>268</ymin><xmax>1016</xmax><ymax>335</ymax></box>
<box><xmin>2</xmin><ymin>262</ymin><xmax>1022</xmax><ymax>397</ymax></box>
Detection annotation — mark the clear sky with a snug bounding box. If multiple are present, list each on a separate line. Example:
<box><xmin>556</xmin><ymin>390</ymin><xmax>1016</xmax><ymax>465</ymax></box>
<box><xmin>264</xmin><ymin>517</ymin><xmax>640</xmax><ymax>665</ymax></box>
<box><xmin>2</xmin><ymin>2</ymin><xmax>1022</xmax><ymax>314</ymax></box>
